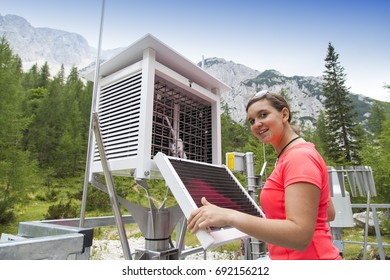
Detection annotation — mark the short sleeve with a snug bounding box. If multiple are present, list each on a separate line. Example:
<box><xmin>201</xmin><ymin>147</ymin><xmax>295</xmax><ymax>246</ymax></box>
<box><xmin>279</xmin><ymin>145</ymin><xmax>324</xmax><ymax>190</ymax></box>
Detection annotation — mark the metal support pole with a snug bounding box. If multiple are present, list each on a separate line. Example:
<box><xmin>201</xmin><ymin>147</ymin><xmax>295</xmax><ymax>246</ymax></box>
<box><xmin>371</xmin><ymin>206</ymin><xmax>385</xmax><ymax>260</ymax></box>
<box><xmin>245</xmin><ymin>152</ymin><xmax>257</xmax><ymax>195</ymax></box>
<box><xmin>92</xmin><ymin>113</ymin><xmax>132</xmax><ymax>260</ymax></box>
<box><xmin>80</xmin><ymin>0</ymin><xmax>106</xmax><ymax>228</ymax></box>
<box><xmin>176</xmin><ymin>216</ymin><xmax>187</xmax><ymax>258</ymax></box>
<box><xmin>363</xmin><ymin>184</ymin><xmax>371</xmax><ymax>260</ymax></box>
<box><xmin>244</xmin><ymin>152</ymin><xmax>267</xmax><ymax>259</ymax></box>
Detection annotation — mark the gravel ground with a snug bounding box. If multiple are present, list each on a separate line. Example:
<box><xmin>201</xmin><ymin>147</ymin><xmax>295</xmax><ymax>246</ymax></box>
<box><xmin>91</xmin><ymin>237</ymin><xmax>240</xmax><ymax>260</ymax></box>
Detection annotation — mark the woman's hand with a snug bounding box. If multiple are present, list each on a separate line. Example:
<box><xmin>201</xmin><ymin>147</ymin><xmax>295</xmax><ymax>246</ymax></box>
<box><xmin>187</xmin><ymin>197</ymin><xmax>234</xmax><ymax>233</ymax></box>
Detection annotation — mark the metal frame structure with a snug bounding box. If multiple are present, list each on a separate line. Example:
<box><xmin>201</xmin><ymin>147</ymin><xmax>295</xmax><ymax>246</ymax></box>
<box><xmin>78</xmin><ymin>33</ymin><xmax>231</xmax><ymax>260</ymax></box>
<box><xmin>1</xmin><ymin>1</ymin><xmax>257</xmax><ymax>260</ymax></box>
<box><xmin>328</xmin><ymin>166</ymin><xmax>388</xmax><ymax>260</ymax></box>
<box><xmin>1</xmin><ymin>2</ymin><xmax>237</xmax><ymax>260</ymax></box>
<box><xmin>0</xmin><ymin>33</ymin><xmax>235</xmax><ymax>260</ymax></box>
<box><xmin>0</xmin><ymin>220</ymin><xmax>93</xmax><ymax>260</ymax></box>
<box><xmin>83</xmin><ymin>34</ymin><xmax>229</xmax><ymax>180</ymax></box>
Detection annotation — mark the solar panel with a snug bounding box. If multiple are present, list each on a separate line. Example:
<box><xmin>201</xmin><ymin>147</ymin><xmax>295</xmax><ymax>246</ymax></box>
<box><xmin>154</xmin><ymin>152</ymin><xmax>264</xmax><ymax>249</ymax></box>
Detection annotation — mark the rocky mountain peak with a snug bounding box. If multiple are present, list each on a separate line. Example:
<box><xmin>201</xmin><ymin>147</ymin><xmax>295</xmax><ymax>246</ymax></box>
<box><xmin>0</xmin><ymin>14</ymin><xmax>95</xmax><ymax>74</ymax></box>
<box><xmin>1</xmin><ymin>14</ymin><xmax>374</xmax><ymax>129</ymax></box>
<box><xmin>200</xmin><ymin>58</ymin><xmax>324</xmax><ymax>127</ymax></box>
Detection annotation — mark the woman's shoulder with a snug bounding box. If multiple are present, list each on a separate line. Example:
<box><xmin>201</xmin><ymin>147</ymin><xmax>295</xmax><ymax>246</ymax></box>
<box><xmin>287</xmin><ymin>142</ymin><xmax>327</xmax><ymax>167</ymax></box>
<box><xmin>286</xmin><ymin>142</ymin><xmax>317</xmax><ymax>156</ymax></box>
<box><xmin>283</xmin><ymin>142</ymin><xmax>325</xmax><ymax>164</ymax></box>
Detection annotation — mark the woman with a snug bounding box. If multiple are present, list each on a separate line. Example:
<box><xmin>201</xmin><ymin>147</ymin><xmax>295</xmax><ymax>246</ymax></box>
<box><xmin>187</xmin><ymin>91</ymin><xmax>341</xmax><ymax>260</ymax></box>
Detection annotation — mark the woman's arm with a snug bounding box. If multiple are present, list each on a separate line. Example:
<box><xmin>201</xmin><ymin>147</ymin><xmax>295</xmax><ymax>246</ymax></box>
<box><xmin>187</xmin><ymin>182</ymin><xmax>320</xmax><ymax>251</ymax></box>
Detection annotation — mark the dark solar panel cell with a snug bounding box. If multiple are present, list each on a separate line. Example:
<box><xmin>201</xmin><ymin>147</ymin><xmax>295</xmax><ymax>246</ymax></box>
<box><xmin>168</xmin><ymin>158</ymin><xmax>262</xmax><ymax>217</ymax></box>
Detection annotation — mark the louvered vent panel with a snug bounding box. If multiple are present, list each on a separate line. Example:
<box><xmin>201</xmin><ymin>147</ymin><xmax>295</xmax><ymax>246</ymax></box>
<box><xmin>94</xmin><ymin>71</ymin><xmax>142</xmax><ymax>161</ymax></box>
<box><xmin>151</xmin><ymin>79</ymin><xmax>213</xmax><ymax>163</ymax></box>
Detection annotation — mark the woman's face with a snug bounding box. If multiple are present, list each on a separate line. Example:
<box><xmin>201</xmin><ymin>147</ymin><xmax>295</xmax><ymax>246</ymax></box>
<box><xmin>247</xmin><ymin>98</ymin><xmax>286</xmax><ymax>145</ymax></box>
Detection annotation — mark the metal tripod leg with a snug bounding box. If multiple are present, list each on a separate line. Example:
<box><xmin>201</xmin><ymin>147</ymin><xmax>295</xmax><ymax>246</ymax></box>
<box><xmin>92</xmin><ymin>112</ymin><xmax>132</xmax><ymax>260</ymax></box>
<box><xmin>79</xmin><ymin>0</ymin><xmax>105</xmax><ymax>228</ymax></box>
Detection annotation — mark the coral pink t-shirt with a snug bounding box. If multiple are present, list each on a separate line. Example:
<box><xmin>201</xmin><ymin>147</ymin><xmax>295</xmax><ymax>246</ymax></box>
<box><xmin>260</xmin><ymin>142</ymin><xmax>341</xmax><ymax>259</ymax></box>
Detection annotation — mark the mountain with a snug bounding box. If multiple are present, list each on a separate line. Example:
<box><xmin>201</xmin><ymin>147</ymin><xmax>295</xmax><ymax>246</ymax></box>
<box><xmin>0</xmin><ymin>14</ymin><xmax>376</xmax><ymax>128</ymax></box>
<box><xmin>200</xmin><ymin>58</ymin><xmax>375</xmax><ymax>128</ymax></box>
<box><xmin>0</xmin><ymin>14</ymin><xmax>97</xmax><ymax>73</ymax></box>
<box><xmin>200</xmin><ymin>58</ymin><xmax>325</xmax><ymax>126</ymax></box>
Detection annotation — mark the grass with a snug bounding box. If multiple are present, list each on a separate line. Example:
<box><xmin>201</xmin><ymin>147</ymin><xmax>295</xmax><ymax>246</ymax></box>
<box><xmin>0</xmin><ymin>176</ymin><xmax>83</xmax><ymax>235</ymax></box>
<box><xmin>341</xmin><ymin>227</ymin><xmax>390</xmax><ymax>260</ymax></box>
<box><xmin>0</xmin><ymin>198</ymin><xmax>52</xmax><ymax>235</ymax></box>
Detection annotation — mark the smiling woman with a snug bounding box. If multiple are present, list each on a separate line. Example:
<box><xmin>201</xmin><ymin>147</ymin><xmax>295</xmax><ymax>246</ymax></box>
<box><xmin>187</xmin><ymin>91</ymin><xmax>341</xmax><ymax>260</ymax></box>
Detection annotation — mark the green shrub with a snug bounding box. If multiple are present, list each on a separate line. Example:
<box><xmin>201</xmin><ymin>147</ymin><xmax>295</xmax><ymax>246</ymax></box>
<box><xmin>0</xmin><ymin>201</ymin><xmax>15</xmax><ymax>224</ymax></box>
<box><xmin>379</xmin><ymin>211</ymin><xmax>390</xmax><ymax>236</ymax></box>
<box><xmin>45</xmin><ymin>198</ymin><xmax>78</xmax><ymax>219</ymax></box>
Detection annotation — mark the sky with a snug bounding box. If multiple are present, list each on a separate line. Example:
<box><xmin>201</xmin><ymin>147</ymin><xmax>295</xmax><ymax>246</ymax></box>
<box><xmin>2</xmin><ymin>0</ymin><xmax>389</xmax><ymax>101</ymax></box>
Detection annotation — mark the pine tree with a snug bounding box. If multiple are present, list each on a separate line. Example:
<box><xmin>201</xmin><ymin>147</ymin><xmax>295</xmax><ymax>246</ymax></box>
<box><xmin>27</xmin><ymin>65</ymin><xmax>63</xmax><ymax>168</ymax></box>
<box><xmin>22</xmin><ymin>64</ymin><xmax>40</xmax><ymax>89</ymax></box>
<box><xmin>54</xmin><ymin>67</ymin><xmax>84</xmax><ymax>177</ymax></box>
<box><xmin>38</xmin><ymin>62</ymin><xmax>51</xmax><ymax>88</ymax></box>
<box><xmin>367</xmin><ymin>100</ymin><xmax>385</xmax><ymax>137</ymax></box>
<box><xmin>373</xmin><ymin>115</ymin><xmax>390</xmax><ymax>202</ymax></box>
<box><xmin>322</xmin><ymin>42</ymin><xmax>361</xmax><ymax>165</ymax></box>
<box><xmin>220</xmin><ymin>103</ymin><xmax>250</xmax><ymax>157</ymax></box>
<box><xmin>0</xmin><ymin>37</ymin><xmax>36</xmax><ymax>223</ymax></box>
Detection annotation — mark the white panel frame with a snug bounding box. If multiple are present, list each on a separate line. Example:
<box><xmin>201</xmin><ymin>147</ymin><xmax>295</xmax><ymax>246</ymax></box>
<box><xmin>154</xmin><ymin>152</ymin><xmax>264</xmax><ymax>249</ymax></box>
<box><xmin>134</xmin><ymin>48</ymin><xmax>156</xmax><ymax>179</ymax></box>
